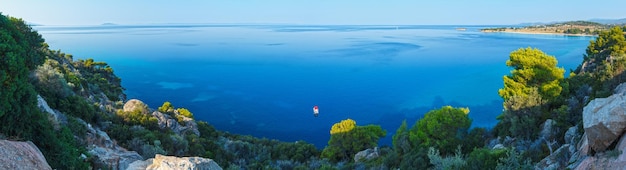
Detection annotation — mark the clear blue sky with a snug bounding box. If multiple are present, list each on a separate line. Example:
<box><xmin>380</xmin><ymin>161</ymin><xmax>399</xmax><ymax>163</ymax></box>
<box><xmin>1</xmin><ymin>0</ymin><xmax>625</xmax><ymax>25</ymax></box>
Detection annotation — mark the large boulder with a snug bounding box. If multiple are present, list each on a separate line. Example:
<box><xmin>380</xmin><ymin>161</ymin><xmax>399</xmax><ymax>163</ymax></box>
<box><xmin>143</xmin><ymin>154</ymin><xmax>222</xmax><ymax>170</ymax></box>
<box><xmin>582</xmin><ymin>89</ymin><xmax>626</xmax><ymax>153</ymax></box>
<box><xmin>123</xmin><ymin>99</ymin><xmax>150</xmax><ymax>114</ymax></box>
<box><xmin>0</xmin><ymin>140</ymin><xmax>51</xmax><ymax>170</ymax></box>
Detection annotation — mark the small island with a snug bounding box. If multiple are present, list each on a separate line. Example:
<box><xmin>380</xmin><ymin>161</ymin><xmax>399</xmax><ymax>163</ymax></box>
<box><xmin>482</xmin><ymin>21</ymin><xmax>624</xmax><ymax>36</ymax></box>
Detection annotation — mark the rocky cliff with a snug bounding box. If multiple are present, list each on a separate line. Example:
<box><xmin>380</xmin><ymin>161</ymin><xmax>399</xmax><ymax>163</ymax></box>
<box><xmin>0</xmin><ymin>140</ymin><xmax>52</xmax><ymax>170</ymax></box>
<box><xmin>538</xmin><ymin>83</ymin><xmax>626</xmax><ymax>169</ymax></box>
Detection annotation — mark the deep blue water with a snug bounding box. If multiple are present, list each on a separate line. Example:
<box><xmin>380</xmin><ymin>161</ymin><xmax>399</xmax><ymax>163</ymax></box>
<box><xmin>35</xmin><ymin>25</ymin><xmax>594</xmax><ymax>148</ymax></box>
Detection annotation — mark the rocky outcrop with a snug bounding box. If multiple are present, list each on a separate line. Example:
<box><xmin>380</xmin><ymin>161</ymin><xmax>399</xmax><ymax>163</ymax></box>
<box><xmin>354</xmin><ymin>147</ymin><xmax>380</xmax><ymax>162</ymax></box>
<box><xmin>571</xmin><ymin>134</ymin><xmax>626</xmax><ymax>169</ymax></box>
<box><xmin>0</xmin><ymin>140</ymin><xmax>51</xmax><ymax>170</ymax></box>
<box><xmin>129</xmin><ymin>154</ymin><xmax>222</xmax><ymax>170</ymax></box>
<box><xmin>84</xmin><ymin>121</ymin><xmax>142</xmax><ymax>170</ymax></box>
<box><xmin>36</xmin><ymin>95</ymin><xmax>67</xmax><ymax>129</ymax></box>
<box><xmin>152</xmin><ymin>111</ymin><xmax>200</xmax><ymax>136</ymax></box>
<box><xmin>582</xmin><ymin>84</ymin><xmax>626</xmax><ymax>153</ymax></box>
<box><xmin>559</xmin><ymin>83</ymin><xmax>626</xmax><ymax>169</ymax></box>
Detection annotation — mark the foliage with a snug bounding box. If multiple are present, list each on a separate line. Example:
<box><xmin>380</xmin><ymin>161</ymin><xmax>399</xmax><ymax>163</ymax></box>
<box><xmin>392</xmin><ymin>120</ymin><xmax>410</xmax><ymax>155</ymax></box>
<box><xmin>498</xmin><ymin>47</ymin><xmax>565</xmax><ymax>101</ymax></box>
<box><xmin>409</xmin><ymin>106</ymin><xmax>472</xmax><ymax>155</ymax></box>
<box><xmin>578</xmin><ymin>26</ymin><xmax>626</xmax><ymax>98</ymax></box>
<box><xmin>585</xmin><ymin>26</ymin><xmax>626</xmax><ymax>62</ymax></box>
<box><xmin>321</xmin><ymin>119</ymin><xmax>386</xmax><ymax>162</ymax></box>
<box><xmin>427</xmin><ymin>146</ymin><xmax>466</xmax><ymax>170</ymax></box>
<box><xmin>115</xmin><ymin>109</ymin><xmax>159</xmax><ymax>130</ymax></box>
<box><xmin>158</xmin><ymin>101</ymin><xmax>174</xmax><ymax>113</ymax></box>
<box><xmin>329</xmin><ymin>119</ymin><xmax>356</xmax><ymax>134</ymax></box>
<box><xmin>0</xmin><ymin>13</ymin><xmax>88</xmax><ymax>169</ymax></box>
<box><xmin>31</xmin><ymin>59</ymin><xmax>72</xmax><ymax>98</ymax></box>
<box><xmin>494</xmin><ymin>88</ymin><xmax>543</xmax><ymax>139</ymax></box>
<box><xmin>177</xmin><ymin>108</ymin><xmax>194</xmax><ymax>119</ymax></box>
<box><xmin>495</xmin><ymin>148</ymin><xmax>533</xmax><ymax>170</ymax></box>
<box><xmin>466</xmin><ymin>148</ymin><xmax>508</xmax><ymax>170</ymax></box>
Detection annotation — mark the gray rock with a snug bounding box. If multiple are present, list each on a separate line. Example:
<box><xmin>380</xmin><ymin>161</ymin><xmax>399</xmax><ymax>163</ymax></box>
<box><xmin>564</xmin><ymin>126</ymin><xmax>579</xmax><ymax>145</ymax></box>
<box><xmin>36</xmin><ymin>95</ymin><xmax>67</xmax><ymax>129</ymax></box>
<box><xmin>127</xmin><ymin>159</ymin><xmax>153</xmax><ymax>170</ymax></box>
<box><xmin>492</xmin><ymin>144</ymin><xmax>505</xmax><ymax>150</ymax></box>
<box><xmin>146</xmin><ymin>154</ymin><xmax>222</xmax><ymax>170</ymax></box>
<box><xmin>152</xmin><ymin>111</ymin><xmax>200</xmax><ymax>136</ymax></box>
<box><xmin>89</xmin><ymin>146</ymin><xmax>143</xmax><ymax>170</ymax></box>
<box><xmin>573</xmin><ymin>133</ymin><xmax>626</xmax><ymax>169</ymax></box>
<box><xmin>540</xmin><ymin>119</ymin><xmax>558</xmax><ymax>141</ymax></box>
<box><xmin>83</xmin><ymin>121</ymin><xmax>142</xmax><ymax>170</ymax></box>
<box><xmin>614</xmin><ymin>83</ymin><xmax>626</xmax><ymax>94</ymax></box>
<box><xmin>582</xmin><ymin>89</ymin><xmax>626</xmax><ymax>152</ymax></box>
<box><xmin>354</xmin><ymin>147</ymin><xmax>379</xmax><ymax>163</ymax></box>
<box><xmin>535</xmin><ymin>144</ymin><xmax>573</xmax><ymax>170</ymax></box>
<box><xmin>0</xmin><ymin>140</ymin><xmax>51</xmax><ymax>170</ymax></box>
<box><xmin>123</xmin><ymin>99</ymin><xmax>150</xmax><ymax>114</ymax></box>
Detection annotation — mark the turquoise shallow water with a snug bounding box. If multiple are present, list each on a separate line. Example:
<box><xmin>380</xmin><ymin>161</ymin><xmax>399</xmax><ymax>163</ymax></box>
<box><xmin>36</xmin><ymin>25</ymin><xmax>594</xmax><ymax>147</ymax></box>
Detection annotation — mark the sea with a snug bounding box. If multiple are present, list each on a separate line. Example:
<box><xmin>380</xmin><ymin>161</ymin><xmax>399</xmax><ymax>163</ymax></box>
<box><xmin>34</xmin><ymin>24</ymin><xmax>595</xmax><ymax>148</ymax></box>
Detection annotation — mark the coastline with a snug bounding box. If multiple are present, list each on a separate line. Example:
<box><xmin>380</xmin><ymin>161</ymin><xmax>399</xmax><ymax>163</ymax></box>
<box><xmin>481</xmin><ymin>30</ymin><xmax>597</xmax><ymax>37</ymax></box>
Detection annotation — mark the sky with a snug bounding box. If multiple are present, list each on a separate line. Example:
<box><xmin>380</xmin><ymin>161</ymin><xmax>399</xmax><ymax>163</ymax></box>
<box><xmin>1</xmin><ymin>0</ymin><xmax>625</xmax><ymax>25</ymax></box>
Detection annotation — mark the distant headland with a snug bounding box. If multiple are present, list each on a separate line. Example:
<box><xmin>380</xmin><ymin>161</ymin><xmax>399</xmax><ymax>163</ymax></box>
<box><xmin>481</xmin><ymin>20</ymin><xmax>626</xmax><ymax>36</ymax></box>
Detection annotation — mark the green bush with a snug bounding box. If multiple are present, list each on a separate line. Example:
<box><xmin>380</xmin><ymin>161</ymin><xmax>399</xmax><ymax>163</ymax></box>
<box><xmin>321</xmin><ymin>119</ymin><xmax>386</xmax><ymax>162</ymax></box>
<box><xmin>409</xmin><ymin>106</ymin><xmax>471</xmax><ymax>155</ymax></box>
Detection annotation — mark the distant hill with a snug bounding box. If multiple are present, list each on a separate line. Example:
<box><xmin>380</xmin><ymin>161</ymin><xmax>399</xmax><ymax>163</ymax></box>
<box><xmin>588</xmin><ymin>18</ymin><xmax>626</xmax><ymax>25</ymax></box>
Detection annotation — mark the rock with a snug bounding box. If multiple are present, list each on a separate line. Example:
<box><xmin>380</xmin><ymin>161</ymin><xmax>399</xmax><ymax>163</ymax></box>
<box><xmin>572</xmin><ymin>135</ymin><xmax>626</xmax><ymax>170</ymax></box>
<box><xmin>536</xmin><ymin>144</ymin><xmax>573</xmax><ymax>170</ymax></box>
<box><xmin>540</xmin><ymin>119</ymin><xmax>558</xmax><ymax>141</ymax></box>
<box><xmin>565</xmin><ymin>83</ymin><xmax>626</xmax><ymax>169</ymax></box>
<box><xmin>152</xmin><ymin>111</ymin><xmax>200</xmax><ymax>136</ymax></box>
<box><xmin>89</xmin><ymin>146</ymin><xmax>143</xmax><ymax>170</ymax></box>
<box><xmin>127</xmin><ymin>159</ymin><xmax>153</xmax><ymax>170</ymax></box>
<box><xmin>146</xmin><ymin>154</ymin><xmax>222</xmax><ymax>170</ymax></box>
<box><xmin>354</xmin><ymin>147</ymin><xmax>380</xmax><ymax>162</ymax></box>
<box><xmin>492</xmin><ymin>144</ymin><xmax>505</xmax><ymax>150</ymax></box>
<box><xmin>36</xmin><ymin>95</ymin><xmax>67</xmax><ymax>129</ymax></box>
<box><xmin>582</xmin><ymin>89</ymin><xmax>626</xmax><ymax>152</ymax></box>
<box><xmin>614</xmin><ymin>83</ymin><xmax>626</xmax><ymax>94</ymax></box>
<box><xmin>564</xmin><ymin>126</ymin><xmax>579</xmax><ymax>145</ymax></box>
<box><xmin>82</xmin><ymin>120</ymin><xmax>142</xmax><ymax>170</ymax></box>
<box><xmin>0</xmin><ymin>140</ymin><xmax>51</xmax><ymax>170</ymax></box>
<box><xmin>123</xmin><ymin>99</ymin><xmax>150</xmax><ymax>114</ymax></box>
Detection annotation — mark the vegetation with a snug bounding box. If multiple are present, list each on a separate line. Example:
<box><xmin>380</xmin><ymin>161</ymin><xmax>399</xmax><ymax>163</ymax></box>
<box><xmin>0</xmin><ymin>13</ymin><xmax>88</xmax><ymax>169</ymax></box>
<box><xmin>321</xmin><ymin>119</ymin><xmax>386</xmax><ymax>162</ymax></box>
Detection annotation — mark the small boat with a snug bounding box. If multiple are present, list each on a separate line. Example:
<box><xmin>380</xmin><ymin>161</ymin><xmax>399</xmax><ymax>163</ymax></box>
<box><xmin>313</xmin><ymin>105</ymin><xmax>319</xmax><ymax>117</ymax></box>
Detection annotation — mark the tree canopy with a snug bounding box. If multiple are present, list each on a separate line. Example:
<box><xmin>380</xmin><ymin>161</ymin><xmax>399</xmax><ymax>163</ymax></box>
<box><xmin>498</xmin><ymin>47</ymin><xmax>565</xmax><ymax>101</ymax></box>
<box><xmin>409</xmin><ymin>106</ymin><xmax>472</xmax><ymax>155</ymax></box>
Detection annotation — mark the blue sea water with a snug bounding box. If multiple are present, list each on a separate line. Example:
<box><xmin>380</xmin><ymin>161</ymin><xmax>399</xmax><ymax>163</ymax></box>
<box><xmin>35</xmin><ymin>25</ymin><xmax>594</xmax><ymax>148</ymax></box>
